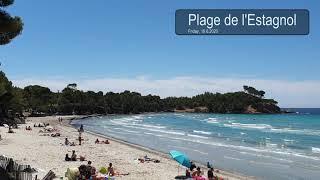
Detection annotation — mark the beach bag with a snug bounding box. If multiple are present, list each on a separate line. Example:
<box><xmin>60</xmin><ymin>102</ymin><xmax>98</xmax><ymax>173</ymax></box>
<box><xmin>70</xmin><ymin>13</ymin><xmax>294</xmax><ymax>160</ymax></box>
<box><xmin>99</xmin><ymin>167</ymin><xmax>107</xmax><ymax>174</ymax></box>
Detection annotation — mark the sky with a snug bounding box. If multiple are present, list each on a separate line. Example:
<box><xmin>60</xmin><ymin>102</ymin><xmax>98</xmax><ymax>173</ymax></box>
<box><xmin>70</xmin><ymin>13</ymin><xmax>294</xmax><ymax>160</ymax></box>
<box><xmin>0</xmin><ymin>0</ymin><xmax>319</xmax><ymax>107</ymax></box>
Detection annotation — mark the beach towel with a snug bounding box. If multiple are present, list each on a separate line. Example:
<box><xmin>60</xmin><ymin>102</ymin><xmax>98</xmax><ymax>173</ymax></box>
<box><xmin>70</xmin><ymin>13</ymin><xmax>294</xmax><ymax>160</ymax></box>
<box><xmin>65</xmin><ymin>167</ymin><xmax>79</xmax><ymax>180</ymax></box>
<box><xmin>193</xmin><ymin>176</ymin><xmax>207</xmax><ymax>180</ymax></box>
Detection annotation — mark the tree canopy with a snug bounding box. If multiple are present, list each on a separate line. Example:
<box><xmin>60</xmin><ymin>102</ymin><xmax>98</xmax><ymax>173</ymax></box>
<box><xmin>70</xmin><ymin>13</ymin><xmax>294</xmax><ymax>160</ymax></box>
<box><xmin>0</xmin><ymin>0</ymin><xmax>23</xmax><ymax>45</ymax></box>
<box><xmin>0</xmin><ymin>0</ymin><xmax>24</xmax><ymax>124</ymax></box>
<box><xmin>243</xmin><ymin>85</ymin><xmax>265</xmax><ymax>98</ymax></box>
<box><xmin>0</xmin><ymin>70</ymin><xmax>281</xmax><ymax>125</ymax></box>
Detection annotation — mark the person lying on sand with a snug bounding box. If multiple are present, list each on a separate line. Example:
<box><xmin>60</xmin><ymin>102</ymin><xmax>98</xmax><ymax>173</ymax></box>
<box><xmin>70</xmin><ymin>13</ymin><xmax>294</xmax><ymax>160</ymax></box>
<box><xmin>144</xmin><ymin>155</ymin><xmax>151</xmax><ymax>161</ymax></box>
<box><xmin>51</xmin><ymin>133</ymin><xmax>61</xmax><ymax>137</ymax></box>
<box><xmin>95</xmin><ymin>138</ymin><xmax>110</xmax><ymax>144</ymax></box>
<box><xmin>137</xmin><ymin>155</ymin><xmax>160</xmax><ymax>163</ymax></box>
<box><xmin>25</xmin><ymin>126</ymin><xmax>32</xmax><ymax>131</ymax></box>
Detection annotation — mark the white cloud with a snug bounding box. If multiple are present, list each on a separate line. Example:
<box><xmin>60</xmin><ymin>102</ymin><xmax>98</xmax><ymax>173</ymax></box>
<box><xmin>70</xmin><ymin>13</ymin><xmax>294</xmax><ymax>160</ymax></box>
<box><xmin>12</xmin><ymin>76</ymin><xmax>320</xmax><ymax>108</ymax></box>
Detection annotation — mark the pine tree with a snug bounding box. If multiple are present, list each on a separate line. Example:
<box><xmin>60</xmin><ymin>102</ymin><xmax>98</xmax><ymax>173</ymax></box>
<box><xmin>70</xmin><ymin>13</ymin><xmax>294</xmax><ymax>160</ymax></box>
<box><xmin>0</xmin><ymin>0</ymin><xmax>23</xmax><ymax>45</ymax></box>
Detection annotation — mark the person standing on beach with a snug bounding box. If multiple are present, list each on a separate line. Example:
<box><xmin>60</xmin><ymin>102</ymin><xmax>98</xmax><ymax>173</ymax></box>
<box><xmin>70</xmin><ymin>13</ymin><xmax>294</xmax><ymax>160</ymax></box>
<box><xmin>208</xmin><ymin>168</ymin><xmax>214</xmax><ymax>180</ymax></box>
<box><xmin>79</xmin><ymin>124</ymin><xmax>84</xmax><ymax>132</ymax></box>
<box><xmin>78</xmin><ymin>133</ymin><xmax>82</xmax><ymax>145</ymax></box>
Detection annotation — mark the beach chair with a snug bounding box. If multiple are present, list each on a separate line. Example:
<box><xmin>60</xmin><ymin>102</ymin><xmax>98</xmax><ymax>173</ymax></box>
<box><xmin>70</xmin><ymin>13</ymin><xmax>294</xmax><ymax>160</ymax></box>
<box><xmin>42</xmin><ymin>170</ymin><xmax>55</xmax><ymax>180</ymax></box>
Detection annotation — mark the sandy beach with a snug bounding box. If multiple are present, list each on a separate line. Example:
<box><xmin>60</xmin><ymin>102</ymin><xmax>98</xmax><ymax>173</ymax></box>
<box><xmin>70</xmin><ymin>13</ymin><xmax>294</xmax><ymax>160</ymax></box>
<box><xmin>0</xmin><ymin>116</ymin><xmax>253</xmax><ymax>180</ymax></box>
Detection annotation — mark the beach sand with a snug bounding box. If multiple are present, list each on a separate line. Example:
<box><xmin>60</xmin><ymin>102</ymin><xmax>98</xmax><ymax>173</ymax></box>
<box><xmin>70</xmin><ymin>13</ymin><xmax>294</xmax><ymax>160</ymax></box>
<box><xmin>0</xmin><ymin>116</ymin><xmax>253</xmax><ymax>180</ymax></box>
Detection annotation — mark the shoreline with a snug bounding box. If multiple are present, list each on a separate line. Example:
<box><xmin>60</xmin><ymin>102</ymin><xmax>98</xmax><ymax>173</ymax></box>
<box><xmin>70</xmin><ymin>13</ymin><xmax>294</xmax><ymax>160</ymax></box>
<box><xmin>0</xmin><ymin>115</ymin><xmax>254</xmax><ymax>180</ymax></box>
<box><xmin>69</xmin><ymin>115</ymin><xmax>254</xmax><ymax>180</ymax></box>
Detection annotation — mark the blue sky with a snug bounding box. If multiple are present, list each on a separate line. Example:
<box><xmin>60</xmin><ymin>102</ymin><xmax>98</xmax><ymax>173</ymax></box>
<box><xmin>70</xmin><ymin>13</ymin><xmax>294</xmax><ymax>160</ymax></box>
<box><xmin>0</xmin><ymin>0</ymin><xmax>319</xmax><ymax>107</ymax></box>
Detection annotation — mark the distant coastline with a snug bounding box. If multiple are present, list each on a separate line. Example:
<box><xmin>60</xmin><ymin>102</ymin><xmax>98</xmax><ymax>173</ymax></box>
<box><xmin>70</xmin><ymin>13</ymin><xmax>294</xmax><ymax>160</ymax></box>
<box><xmin>1</xmin><ymin>70</ymin><xmax>281</xmax><ymax>125</ymax></box>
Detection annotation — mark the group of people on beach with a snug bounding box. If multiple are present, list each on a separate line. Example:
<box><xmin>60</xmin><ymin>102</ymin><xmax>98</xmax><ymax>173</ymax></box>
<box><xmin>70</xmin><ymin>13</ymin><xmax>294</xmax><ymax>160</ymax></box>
<box><xmin>65</xmin><ymin>150</ymin><xmax>86</xmax><ymax>161</ymax></box>
<box><xmin>76</xmin><ymin>161</ymin><xmax>124</xmax><ymax>179</ymax></box>
<box><xmin>95</xmin><ymin>138</ymin><xmax>109</xmax><ymax>144</ymax></box>
<box><xmin>1</xmin><ymin>118</ymin><xmax>223</xmax><ymax>180</ymax></box>
<box><xmin>58</xmin><ymin>117</ymin><xmax>63</xmax><ymax>123</ymax></box>
<box><xmin>64</xmin><ymin>151</ymin><xmax>128</xmax><ymax>179</ymax></box>
<box><xmin>185</xmin><ymin>161</ymin><xmax>221</xmax><ymax>180</ymax></box>
<box><xmin>137</xmin><ymin>155</ymin><xmax>160</xmax><ymax>163</ymax></box>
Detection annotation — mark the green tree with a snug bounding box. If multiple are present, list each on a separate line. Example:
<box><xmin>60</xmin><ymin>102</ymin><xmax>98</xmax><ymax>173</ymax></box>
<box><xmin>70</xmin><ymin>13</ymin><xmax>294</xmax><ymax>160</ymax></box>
<box><xmin>0</xmin><ymin>0</ymin><xmax>23</xmax><ymax>45</ymax></box>
<box><xmin>0</xmin><ymin>71</ymin><xmax>13</xmax><ymax>119</ymax></box>
<box><xmin>23</xmin><ymin>85</ymin><xmax>53</xmax><ymax>113</ymax></box>
<box><xmin>243</xmin><ymin>85</ymin><xmax>265</xmax><ymax>98</ymax></box>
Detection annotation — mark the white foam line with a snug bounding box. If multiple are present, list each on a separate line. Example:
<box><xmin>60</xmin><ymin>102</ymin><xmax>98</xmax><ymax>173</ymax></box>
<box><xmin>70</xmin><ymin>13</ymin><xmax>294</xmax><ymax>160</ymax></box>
<box><xmin>193</xmin><ymin>149</ymin><xmax>209</xmax><ymax>155</ymax></box>
<box><xmin>224</xmin><ymin>156</ymin><xmax>243</xmax><ymax>161</ymax></box>
<box><xmin>187</xmin><ymin>134</ymin><xmax>209</xmax><ymax>139</ymax></box>
<box><xmin>161</xmin><ymin>135</ymin><xmax>320</xmax><ymax>161</ymax></box>
<box><xmin>193</xmin><ymin>130</ymin><xmax>212</xmax><ymax>135</ymax></box>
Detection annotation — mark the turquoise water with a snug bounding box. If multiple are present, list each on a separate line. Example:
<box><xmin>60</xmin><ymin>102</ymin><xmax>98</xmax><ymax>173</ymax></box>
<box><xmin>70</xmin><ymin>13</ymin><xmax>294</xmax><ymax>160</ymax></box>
<box><xmin>71</xmin><ymin>111</ymin><xmax>320</xmax><ymax>180</ymax></box>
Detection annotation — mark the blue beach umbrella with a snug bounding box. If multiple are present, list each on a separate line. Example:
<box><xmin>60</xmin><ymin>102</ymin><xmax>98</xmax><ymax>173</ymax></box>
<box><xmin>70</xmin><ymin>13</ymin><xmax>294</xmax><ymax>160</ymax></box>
<box><xmin>169</xmin><ymin>150</ymin><xmax>191</xmax><ymax>168</ymax></box>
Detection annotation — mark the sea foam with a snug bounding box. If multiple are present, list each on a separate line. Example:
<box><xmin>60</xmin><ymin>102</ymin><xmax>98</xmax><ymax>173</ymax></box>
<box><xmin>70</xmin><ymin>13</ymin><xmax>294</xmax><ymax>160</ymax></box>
<box><xmin>312</xmin><ymin>147</ymin><xmax>320</xmax><ymax>154</ymax></box>
<box><xmin>193</xmin><ymin>130</ymin><xmax>212</xmax><ymax>135</ymax></box>
<box><xmin>224</xmin><ymin>123</ymin><xmax>273</xmax><ymax>130</ymax></box>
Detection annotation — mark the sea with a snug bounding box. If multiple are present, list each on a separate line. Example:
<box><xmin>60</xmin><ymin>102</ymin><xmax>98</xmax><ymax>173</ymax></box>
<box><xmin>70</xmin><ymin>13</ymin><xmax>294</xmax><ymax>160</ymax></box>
<box><xmin>71</xmin><ymin>108</ymin><xmax>320</xmax><ymax>180</ymax></box>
